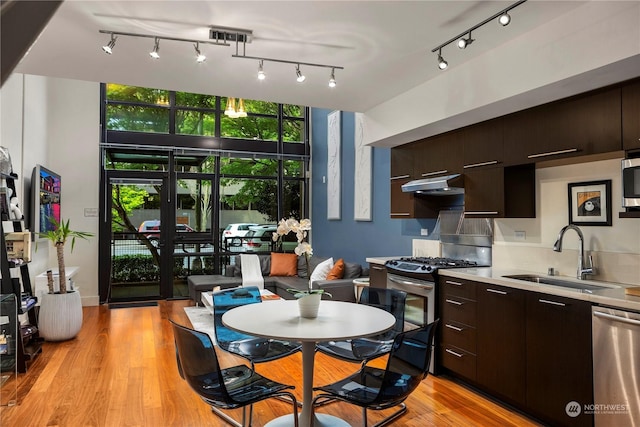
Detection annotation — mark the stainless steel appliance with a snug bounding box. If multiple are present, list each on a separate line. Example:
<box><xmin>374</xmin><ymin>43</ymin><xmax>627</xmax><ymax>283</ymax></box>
<box><xmin>622</xmin><ymin>157</ymin><xmax>640</xmax><ymax>208</ymax></box>
<box><xmin>592</xmin><ymin>306</ymin><xmax>640</xmax><ymax>427</ymax></box>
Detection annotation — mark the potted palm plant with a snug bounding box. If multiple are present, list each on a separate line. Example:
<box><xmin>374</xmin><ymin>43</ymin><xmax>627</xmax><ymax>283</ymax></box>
<box><xmin>37</xmin><ymin>217</ymin><xmax>93</xmax><ymax>341</ymax></box>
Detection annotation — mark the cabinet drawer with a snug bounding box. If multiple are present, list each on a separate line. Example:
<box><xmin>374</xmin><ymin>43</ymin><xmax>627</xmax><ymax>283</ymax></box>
<box><xmin>442</xmin><ymin>320</ymin><xmax>476</xmax><ymax>352</ymax></box>
<box><xmin>441</xmin><ymin>344</ymin><xmax>476</xmax><ymax>381</ymax></box>
<box><xmin>441</xmin><ymin>278</ymin><xmax>476</xmax><ymax>300</ymax></box>
<box><xmin>442</xmin><ymin>296</ymin><xmax>476</xmax><ymax>326</ymax></box>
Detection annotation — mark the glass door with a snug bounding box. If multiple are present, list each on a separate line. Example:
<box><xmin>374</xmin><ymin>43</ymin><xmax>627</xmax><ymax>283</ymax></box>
<box><xmin>172</xmin><ymin>169</ymin><xmax>216</xmax><ymax>297</ymax></box>
<box><xmin>107</xmin><ymin>173</ymin><xmax>170</xmax><ymax>302</ymax></box>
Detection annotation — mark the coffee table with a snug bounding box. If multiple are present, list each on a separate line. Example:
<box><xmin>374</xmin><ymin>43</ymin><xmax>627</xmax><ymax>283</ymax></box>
<box><xmin>201</xmin><ymin>288</ymin><xmax>280</xmax><ymax>313</ymax></box>
<box><xmin>222</xmin><ymin>300</ymin><xmax>396</xmax><ymax>427</ymax></box>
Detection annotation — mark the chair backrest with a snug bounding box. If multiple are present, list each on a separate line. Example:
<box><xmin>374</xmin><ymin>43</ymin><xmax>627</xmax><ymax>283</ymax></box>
<box><xmin>360</xmin><ymin>287</ymin><xmax>407</xmax><ymax>338</ymax></box>
<box><xmin>377</xmin><ymin>320</ymin><xmax>439</xmax><ymax>403</ymax></box>
<box><xmin>170</xmin><ymin>319</ymin><xmax>233</xmax><ymax>403</ymax></box>
<box><xmin>212</xmin><ymin>286</ymin><xmax>271</xmax><ymax>357</ymax></box>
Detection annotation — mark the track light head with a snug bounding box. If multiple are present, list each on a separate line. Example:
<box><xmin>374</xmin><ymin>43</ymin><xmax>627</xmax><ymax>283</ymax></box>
<box><xmin>150</xmin><ymin>38</ymin><xmax>160</xmax><ymax>59</ymax></box>
<box><xmin>437</xmin><ymin>50</ymin><xmax>448</xmax><ymax>70</ymax></box>
<box><xmin>102</xmin><ymin>33</ymin><xmax>117</xmax><ymax>54</ymax></box>
<box><xmin>194</xmin><ymin>42</ymin><xmax>206</xmax><ymax>63</ymax></box>
<box><xmin>257</xmin><ymin>60</ymin><xmax>266</xmax><ymax>80</ymax></box>
<box><xmin>328</xmin><ymin>68</ymin><xmax>336</xmax><ymax>88</ymax></box>
<box><xmin>457</xmin><ymin>32</ymin><xmax>474</xmax><ymax>49</ymax></box>
<box><xmin>498</xmin><ymin>12</ymin><xmax>511</xmax><ymax>26</ymax></box>
<box><xmin>296</xmin><ymin>65</ymin><xmax>306</xmax><ymax>83</ymax></box>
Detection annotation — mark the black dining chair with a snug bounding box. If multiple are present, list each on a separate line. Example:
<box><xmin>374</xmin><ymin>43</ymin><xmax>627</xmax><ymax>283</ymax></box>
<box><xmin>170</xmin><ymin>319</ymin><xmax>299</xmax><ymax>427</ymax></box>
<box><xmin>311</xmin><ymin>320</ymin><xmax>439</xmax><ymax>427</ymax></box>
<box><xmin>212</xmin><ymin>286</ymin><xmax>301</xmax><ymax>367</ymax></box>
<box><xmin>316</xmin><ymin>287</ymin><xmax>407</xmax><ymax>366</ymax></box>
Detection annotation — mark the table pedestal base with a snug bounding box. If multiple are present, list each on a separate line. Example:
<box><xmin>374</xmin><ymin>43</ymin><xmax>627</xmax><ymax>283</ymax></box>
<box><xmin>265</xmin><ymin>413</ymin><xmax>351</xmax><ymax>427</ymax></box>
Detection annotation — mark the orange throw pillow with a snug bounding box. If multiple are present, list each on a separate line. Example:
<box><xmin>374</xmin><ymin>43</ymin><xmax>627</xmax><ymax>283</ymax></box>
<box><xmin>270</xmin><ymin>253</ymin><xmax>298</xmax><ymax>277</ymax></box>
<box><xmin>326</xmin><ymin>258</ymin><xmax>345</xmax><ymax>280</ymax></box>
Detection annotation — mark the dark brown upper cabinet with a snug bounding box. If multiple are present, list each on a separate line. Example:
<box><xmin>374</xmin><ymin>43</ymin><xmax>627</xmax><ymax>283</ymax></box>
<box><xmin>413</xmin><ymin>130</ymin><xmax>463</xmax><ymax>179</ymax></box>
<box><xmin>390</xmin><ymin>143</ymin><xmax>416</xmax><ymax>179</ymax></box>
<box><xmin>622</xmin><ymin>80</ymin><xmax>640</xmax><ymax>151</ymax></box>
<box><xmin>463</xmin><ymin>164</ymin><xmax>535</xmax><ymax>218</ymax></box>
<box><xmin>462</xmin><ymin>118</ymin><xmax>504</xmax><ymax>169</ymax></box>
<box><xmin>503</xmin><ymin>87</ymin><xmax>622</xmax><ymax>165</ymax></box>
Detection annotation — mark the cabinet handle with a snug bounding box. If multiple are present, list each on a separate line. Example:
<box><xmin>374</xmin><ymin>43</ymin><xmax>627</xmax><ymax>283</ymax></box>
<box><xmin>421</xmin><ymin>170</ymin><xmax>448</xmax><ymax>177</ymax></box>
<box><xmin>445</xmin><ymin>299</ymin><xmax>463</xmax><ymax>306</ymax></box>
<box><xmin>464</xmin><ymin>211</ymin><xmax>499</xmax><ymax>215</ymax></box>
<box><xmin>527</xmin><ymin>148</ymin><xmax>578</xmax><ymax>159</ymax></box>
<box><xmin>463</xmin><ymin>160</ymin><xmax>499</xmax><ymax>169</ymax></box>
<box><xmin>445</xmin><ymin>280</ymin><xmax>462</xmax><ymax>286</ymax></box>
<box><xmin>486</xmin><ymin>288</ymin><xmax>507</xmax><ymax>295</ymax></box>
<box><xmin>445</xmin><ymin>348</ymin><xmax>464</xmax><ymax>358</ymax></box>
<box><xmin>390</xmin><ymin>175</ymin><xmax>410</xmax><ymax>181</ymax></box>
<box><xmin>539</xmin><ymin>298</ymin><xmax>566</xmax><ymax>307</ymax></box>
<box><xmin>390</xmin><ymin>213</ymin><xmax>411</xmax><ymax>216</ymax></box>
<box><xmin>445</xmin><ymin>324</ymin><xmax>464</xmax><ymax>332</ymax></box>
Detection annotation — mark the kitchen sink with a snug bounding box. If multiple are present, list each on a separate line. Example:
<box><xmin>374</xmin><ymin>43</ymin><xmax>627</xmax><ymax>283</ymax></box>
<box><xmin>502</xmin><ymin>274</ymin><xmax>619</xmax><ymax>292</ymax></box>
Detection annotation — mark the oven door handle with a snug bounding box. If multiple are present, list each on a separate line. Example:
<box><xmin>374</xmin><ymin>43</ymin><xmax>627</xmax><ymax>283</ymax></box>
<box><xmin>388</xmin><ymin>275</ymin><xmax>434</xmax><ymax>290</ymax></box>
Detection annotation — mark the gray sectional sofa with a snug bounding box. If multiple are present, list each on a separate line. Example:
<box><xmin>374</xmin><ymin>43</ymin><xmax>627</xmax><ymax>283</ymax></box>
<box><xmin>188</xmin><ymin>254</ymin><xmax>368</xmax><ymax>305</ymax></box>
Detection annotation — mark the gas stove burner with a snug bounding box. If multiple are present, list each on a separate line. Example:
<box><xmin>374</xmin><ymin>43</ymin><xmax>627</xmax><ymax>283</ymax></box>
<box><xmin>397</xmin><ymin>257</ymin><xmax>479</xmax><ymax>268</ymax></box>
<box><xmin>385</xmin><ymin>256</ymin><xmax>482</xmax><ymax>275</ymax></box>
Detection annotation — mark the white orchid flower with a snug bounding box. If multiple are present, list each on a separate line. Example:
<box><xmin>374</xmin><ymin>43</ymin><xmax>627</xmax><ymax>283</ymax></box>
<box><xmin>295</xmin><ymin>241</ymin><xmax>313</xmax><ymax>257</ymax></box>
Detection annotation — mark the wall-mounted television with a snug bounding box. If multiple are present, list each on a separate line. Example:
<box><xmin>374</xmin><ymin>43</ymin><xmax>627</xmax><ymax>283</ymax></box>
<box><xmin>30</xmin><ymin>164</ymin><xmax>61</xmax><ymax>234</ymax></box>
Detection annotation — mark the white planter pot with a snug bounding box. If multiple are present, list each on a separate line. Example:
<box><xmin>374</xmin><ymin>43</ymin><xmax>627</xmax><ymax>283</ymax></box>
<box><xmin>38</xmin><ymin>291</ymin><xmax>83</xmax><ymax>341</ymax></box>
<box><xmin>298</xmin><ymin>293</ymin><xmax>321</xmax><ymax>318</ymax></box>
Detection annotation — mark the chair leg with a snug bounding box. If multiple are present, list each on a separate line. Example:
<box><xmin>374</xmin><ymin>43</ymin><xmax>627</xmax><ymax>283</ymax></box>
<box><xmin>211</xmin><ymin>406</ymin><xmax>243</xmax><ymax>427</ymax></box>
<box><xmin>370</xmin><ymin>403</ymin><xmax>407</xmax><ymax>427</ymax></box>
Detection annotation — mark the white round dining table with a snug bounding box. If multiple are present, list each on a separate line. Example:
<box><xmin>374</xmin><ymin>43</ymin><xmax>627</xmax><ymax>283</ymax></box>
<box><xmin>222</xmin><ymin>299</ymin><xmax>396</xmax><ymax>427</ymax></box>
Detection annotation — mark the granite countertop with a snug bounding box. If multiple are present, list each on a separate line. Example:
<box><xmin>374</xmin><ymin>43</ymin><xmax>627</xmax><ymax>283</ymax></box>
<box><xmin>439</xmin><ymin>267</ymin><xmax>640</xmax><ymax>312</ymax></box>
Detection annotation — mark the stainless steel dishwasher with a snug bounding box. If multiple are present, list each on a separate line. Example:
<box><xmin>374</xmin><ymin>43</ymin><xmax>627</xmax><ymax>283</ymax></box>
<box><xmin>592</xmin><ymin>306</ymin><xmax>640</xmax><ymax>427</ymax></box>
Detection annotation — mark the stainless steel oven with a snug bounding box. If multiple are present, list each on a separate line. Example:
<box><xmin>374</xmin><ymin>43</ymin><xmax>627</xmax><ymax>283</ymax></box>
<box><xmin>386</xmin><ymin>273</ymin><xmax>434</xmax><ymax>329</ymax></box>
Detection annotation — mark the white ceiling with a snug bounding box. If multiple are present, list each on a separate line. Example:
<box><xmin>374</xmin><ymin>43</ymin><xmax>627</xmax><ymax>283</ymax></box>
<box><xmin>14</xmin><ymin>1</ymin><xmax>586</xmax><ymax>113</ymax></box>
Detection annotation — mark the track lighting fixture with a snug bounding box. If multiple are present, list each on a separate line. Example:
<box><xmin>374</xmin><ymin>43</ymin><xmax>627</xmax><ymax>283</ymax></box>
<box><xmin>498</xmin><ymin>12</ymin><xmax>511</xmax><ymax>26</ymax></box>
<box><xmin>328</xmin><ymin>68</ymin><xmax>336</xmax><ymax>88</ymax></box>
<box><xmin>431</xmin><ymin>0</ymin><xmax>526</xmax><ymax>70</ymax></box>
<box><xmin>437</xmin><ymin>49</ymin><xmax>448</xmax><ymax>70</ymax></box>
<box><xmin>194</xmin><ymin>42</ymin><xmax>206</xmax><ymax>63</ymax></box>
<box><xmin>99</xmin><ymin>27</ymin><xmax>344</xmax><ymax>89</ymax></box>
<box><xmin>296</xmin><ymin>65</ymin><xmax>306</xmax><ymax>83</ymax></box>
<box><xmin>457</xmin><ymin>32</ymin><xmax>474</xmax><ymax>49</ymax></box>
<box><xmin>102</xmin><ymin>33</ymin><xmax>117</xmax><ymax>54</ymax></box>
<box><xmin>149</xmin><ymin>38</ymin><xmax>160</xmax><ymax>59</ymax></box>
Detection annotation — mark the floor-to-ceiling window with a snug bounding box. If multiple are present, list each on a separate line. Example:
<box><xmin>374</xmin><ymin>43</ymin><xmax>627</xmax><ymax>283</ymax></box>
<box><xmin>98</xmin><ymin>84</ymin><xmax>309</xmax><ymax>303</ymax></box>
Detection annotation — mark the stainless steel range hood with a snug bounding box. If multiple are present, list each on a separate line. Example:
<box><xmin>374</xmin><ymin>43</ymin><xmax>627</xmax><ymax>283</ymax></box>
<box><xmin>401</xmin><ymin>174</ymin><xmax>464</xmax><ymax>195</ymax></box>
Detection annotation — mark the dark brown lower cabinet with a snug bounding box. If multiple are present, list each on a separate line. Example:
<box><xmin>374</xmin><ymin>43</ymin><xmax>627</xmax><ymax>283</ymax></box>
<box><xmin>477</xmin><ymin>283</ymin><xmax>526</xmax><ymax>407</ymax></box>
<box><xmin>526</xmin><ymin>293</ymin><xmax>594</xmax><ymax>427</ymax></box>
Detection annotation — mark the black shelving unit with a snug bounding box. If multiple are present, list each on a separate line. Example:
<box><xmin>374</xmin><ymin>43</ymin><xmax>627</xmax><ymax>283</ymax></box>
<box><xmin>0</xmin><ymin>174</ymin><xmax>42</xmax><ymax>372</ymax></box>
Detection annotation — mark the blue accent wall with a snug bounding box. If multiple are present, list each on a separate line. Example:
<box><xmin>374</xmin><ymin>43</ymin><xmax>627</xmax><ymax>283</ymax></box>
<box><xmin>310</xmin><ymin>109</ymin><xmax>437</xmax><ymax>266</ymax></box>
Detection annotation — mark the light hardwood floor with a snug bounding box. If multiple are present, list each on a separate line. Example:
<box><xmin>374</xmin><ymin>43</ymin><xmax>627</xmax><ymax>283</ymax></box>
<box><xmin>0</xmin><ymin>300</ymin><xmax>541</xmax><ymax>426</ymax></box>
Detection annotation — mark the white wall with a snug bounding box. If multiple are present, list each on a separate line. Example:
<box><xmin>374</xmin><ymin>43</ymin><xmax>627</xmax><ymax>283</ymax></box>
<box><xmin>0</xmin><ymin>74</ymin><xmax>100</xmax><ymax>306</ymax></box>
<box><xmin>492</xmin><ymin>158</ymin><xmax>640</xmax><ymax>285</ymax></box>
<box><xmin>363</xmin><ymin>1</ymin><xmax>640</xmax><ymax>147</ymax></box>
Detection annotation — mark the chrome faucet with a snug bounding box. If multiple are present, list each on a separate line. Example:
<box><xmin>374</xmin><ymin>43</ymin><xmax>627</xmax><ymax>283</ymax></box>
<box><xmin>553</xmin><ymin>224</ymin><xmax>596</xmax><ymax>280</ymax></box>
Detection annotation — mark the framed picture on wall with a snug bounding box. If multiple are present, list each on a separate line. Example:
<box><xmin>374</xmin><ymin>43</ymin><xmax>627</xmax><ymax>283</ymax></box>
<box><xmin>568</xmin><ymin>180</ymin><xmax>612</xmax><ymax>226</ymax></box>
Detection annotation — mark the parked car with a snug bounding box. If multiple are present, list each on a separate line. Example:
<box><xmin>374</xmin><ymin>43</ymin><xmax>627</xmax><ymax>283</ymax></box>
<box><xmin>222</xmin><ymin>223</ymin><xmax>258</xmax><ymax>248</ymax></box>
<box><xmin>241</xmin><ymin>224</ymin><xmax>298</xmax><ymax>253</ymax></box>
<box><xmin>138</xmin><ymin>220</ymin><xmax>194</xmax><ymax>241</ymax></box>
